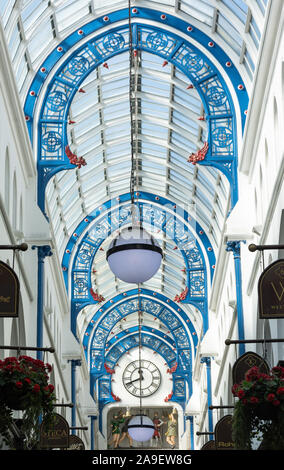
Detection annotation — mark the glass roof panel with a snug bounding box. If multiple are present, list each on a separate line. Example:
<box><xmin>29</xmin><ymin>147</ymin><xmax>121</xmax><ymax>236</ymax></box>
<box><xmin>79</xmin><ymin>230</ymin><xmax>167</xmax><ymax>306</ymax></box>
<box><xmin>179</xmin><ymin>0</ymin><xmax>214</xmax><ymax>25</ymax></box>
<box><xmin>0</xmin><ymin>0</ymin><xmax>269</xmax><ymax>102</ymax></box>
<box><xmin>221</xmin><ymin>0</ymin><xmax>248</xmax><ymax>23</ymax></box>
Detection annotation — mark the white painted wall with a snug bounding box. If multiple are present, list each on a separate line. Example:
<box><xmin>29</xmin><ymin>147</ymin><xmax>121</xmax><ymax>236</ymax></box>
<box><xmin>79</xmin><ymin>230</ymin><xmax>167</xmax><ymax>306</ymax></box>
<box><xmin>0</xmin><ymin>3</ymin><xmax>284</xmax><ymax>452</ymax></box>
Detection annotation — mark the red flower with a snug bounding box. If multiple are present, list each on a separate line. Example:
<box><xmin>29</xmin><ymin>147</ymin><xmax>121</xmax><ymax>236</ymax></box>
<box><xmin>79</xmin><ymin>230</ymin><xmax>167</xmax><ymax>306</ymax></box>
<box><xmin>232</xmin><ymin>384</ymin><xmax>239</xmax><ymax>396</ymax></box>
<box><xmin>267</xmin><ymin>393</ymin><xmax>276</xmax><ymax>402</ymax></box>
<box><xmin>272</xmin><ymin>366</ymin><xmax>283</xmax><ymax>374</ymax></box>
<box><xmin>237</xmin><ymin>389</ymin><xmax>245</xmax><ymax>399</ymax></box>
<box><xmin>4</xmin><ymin>357</ymin><xmax>18</xmax><ymax>363</ymax></box>
<box><xmin>19</xmin><ymin>355</ymin><xmax>32</xmax><ymax>361</ymax></box>
<box><xmin>33</xmin><ymin>384</ymin><xmax>41</xmax><ymax>393</ymax></box>
<box><xmin>242</xmin><ymin>399</ymin><xmax>248</xmax><ymax>404</ymax></box>
<box><xmin>277</xmin><ymin>387</ymin><xmax>284</xmax><ymax>395</ymax></box>
<box><xmin>46</xmin><ymin>363</ymin><xmax>52</xmax><ymax>372</ymax></box>
<box><xmin>272</xmin><ymin>400</ymin><xmax>280</xmax><ymax>406</ymax></box>
<box><xmin>15</xmin><ymin>381</ymin><xmax>23</xmax><ymax>389</ymax></box>
<box><xmin>245</xmin><ymin>366</ymin><xmax>260</xmax><ymax>381</ymax></box>
<box><xmin>48</xmin><ymin>384</ymin><xmax>54</xmax><ymax>392</ymax></box>
<box><xmin>250</xmin><ymin>396</ymin><xmax>259</xmax><ymax>404</ymax></box>
<box><xmin>24</xmin><ymin>377</ymin><xmax>31</xmax><ymax>384</ymax></box>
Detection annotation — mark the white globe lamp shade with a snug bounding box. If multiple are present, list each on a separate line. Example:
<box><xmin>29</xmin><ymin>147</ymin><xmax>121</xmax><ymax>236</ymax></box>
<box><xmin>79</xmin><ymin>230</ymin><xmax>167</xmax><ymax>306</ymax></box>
<box><xmin>127</xmin><ymin>415</ymin><xmax>155</xmax><ymax>442</ymax></box>
<box><xmin>106</xmin><ymin>227</ymin><xmax>162</xmax><ymax>283</ymax></box>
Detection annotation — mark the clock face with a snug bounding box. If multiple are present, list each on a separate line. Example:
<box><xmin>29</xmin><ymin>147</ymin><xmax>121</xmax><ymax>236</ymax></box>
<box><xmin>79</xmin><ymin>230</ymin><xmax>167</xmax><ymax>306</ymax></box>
<box><xmin>122</xmin><ymin>360</ymin><xmax>161</xmax><ymax>397</ymax></box>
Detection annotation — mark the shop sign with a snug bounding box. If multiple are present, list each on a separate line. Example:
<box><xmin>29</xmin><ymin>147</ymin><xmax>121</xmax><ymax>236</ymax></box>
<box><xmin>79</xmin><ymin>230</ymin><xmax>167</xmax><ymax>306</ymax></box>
<box><xmin>214</xmin><ymin>415</ymin><xmax>234</xmax><ymax>450</ymax></box>
<box><xmin>0</xmin><ymin>261</ymin><xmax>19</xmax><ymax>317</ymax></box>
<box><xmin>40</xmin><ymin>413</ymin><xmax>69</xmax><ymax>449</ymax></box>
<box><xmin>232</xmin><ymin>351</ymin><xmax>269</xmax><ymax>384</ymax></box>
<box><xmin>67</xmin><ymin>434</ymin><xmax>85</xmax><ymax>450</ymax></box>
<box><xmin>200</xmin><ymin>440</ymin><xmax>216</xmax><ymax>450</ymax></box>
<box><xmin>258</xmin><ymin>259</ymin><xmax>284</xmax><ymax>318</ymax></box>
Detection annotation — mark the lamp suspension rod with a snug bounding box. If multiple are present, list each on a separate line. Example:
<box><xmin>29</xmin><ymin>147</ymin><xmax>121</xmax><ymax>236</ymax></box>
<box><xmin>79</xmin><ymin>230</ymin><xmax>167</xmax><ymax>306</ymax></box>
<box><xmin>0</xmin><ymin>345</ymin><xmax>55</xmax><ymax>352</ymax></box>
<box><xmin>138</xmin><ymin>285</ymin><xmax>143</xmax><ymax>419</ymax></box>
<box><xmin>128</xmin><ymin>0</ymin><xmax>135</xmax><ymax>206</ymax></box>
<box><xmin>248</xmin><ymin>243</ymin><xmax>284</xmax><ymax>252</ymax></box>
<box><xmin>196</xmin><ymin>432</ymin><xmax>214</xmax><ymax>436</ymax></box>
<box><xmin>225</xmin><ymin>338</ymin><xmax>284</xmax><ymax>345</ymax></box>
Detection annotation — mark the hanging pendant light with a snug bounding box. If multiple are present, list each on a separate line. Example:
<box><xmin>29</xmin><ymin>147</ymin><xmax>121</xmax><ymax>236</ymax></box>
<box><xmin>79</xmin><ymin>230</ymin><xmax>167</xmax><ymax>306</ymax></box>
<box><xmin>106</xmin><ymin>226</ymin><xmax>162</xmax><ymax>283</ymax></box>
<box><xmin>128</xmin><ymin>415</ymin><xmax>155</xmax><ymax>442</ymax></box>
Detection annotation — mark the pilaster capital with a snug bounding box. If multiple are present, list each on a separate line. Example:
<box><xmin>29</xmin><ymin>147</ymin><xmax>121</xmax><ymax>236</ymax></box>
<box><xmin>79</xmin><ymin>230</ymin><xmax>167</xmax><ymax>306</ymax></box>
<box><xmin>70</xmin><ymin>359</ymin><xmax>82</xmax><ymax>368</ymax></box>
<box><xmin>200</xmin><ymin>356</ymin><xmax>211</xmax><ymax>366</ymax></box>
<box><xmin>226</xmin><ymin>240</ymin><xmax>242</xmax><ymax>258</ymax></box>
<box><xmin>32</xmin><ymin>244</ymin><xmax>53</xmax><ymax>261</ymax></box>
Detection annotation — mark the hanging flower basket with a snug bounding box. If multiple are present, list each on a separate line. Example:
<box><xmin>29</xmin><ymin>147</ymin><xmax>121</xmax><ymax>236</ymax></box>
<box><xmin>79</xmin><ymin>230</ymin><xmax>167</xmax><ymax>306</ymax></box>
<box><xmin>232</xmin><ymin>365</ymin><xmax>284</xmax><ymax>450</ymax></box>
<box><xmin>254</xmin><ymin>402</ymin><xmax>278</xmax><ymax>421</ymax></box>
<box><xmin>0</xmin><ymin>383</ymin><xmax>31</xmax><ymax>410</ymax></box>
<box><xmin>0</xmin><ymin>355</ymin><xmax>56</xmax><ymax>449</ymax></box>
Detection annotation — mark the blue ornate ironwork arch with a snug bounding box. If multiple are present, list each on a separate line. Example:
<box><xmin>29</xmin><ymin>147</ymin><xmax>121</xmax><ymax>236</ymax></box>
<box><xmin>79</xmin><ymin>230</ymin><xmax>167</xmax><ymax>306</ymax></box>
<box><xmin>96</xmin><ymin>332</ymin><xmax>188</xmax><ymax>433</ymax></box>
<box><xmin>87</xmin><ymin>292</ymin><xmax>196</xmax><ymax>421</ymax></box>
<box><xmin>87</xmin><ymin>294</ymin><xmax>196</xmax><ymax>372</ymax></box>
<box><xmin>24</xmin><ymin>8</ymin><xmax>248</xmax><ymax>215</ymax></box>
<box><xmin>62</xmin><ymin>193</ymin><xmax>214</xmax><ymax>336</ymax></box>
<box><xmin>98</xmin><ymin>334</ymin><xmax>187</xmax><ymax>404</ymax></box>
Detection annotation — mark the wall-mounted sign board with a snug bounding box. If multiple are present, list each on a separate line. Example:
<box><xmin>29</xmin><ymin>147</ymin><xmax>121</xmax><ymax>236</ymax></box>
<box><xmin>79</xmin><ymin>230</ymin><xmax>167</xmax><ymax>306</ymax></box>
<box><xmin>232</xmin><ymin>351</ymin><xmax>269</xmax><ymax>384</ymax></box>
<box><xmin>40</xmin><ymin>413</ymin><xmax>69</xmax><ymax>449</ymax></box>
<box><xmin>0</xmin><ymin>261</ymin><xmax>19</xmax><ymax>317</ymax></box>
<box><xmin>258</xmin><ymin>259</ymin><xmax>284</xmax><ymax>319</ymax></box>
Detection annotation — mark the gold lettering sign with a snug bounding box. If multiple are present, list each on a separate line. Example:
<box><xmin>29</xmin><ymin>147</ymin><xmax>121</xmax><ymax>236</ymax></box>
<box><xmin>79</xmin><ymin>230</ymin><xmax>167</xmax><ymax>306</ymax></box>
<box><xmin>40</xmin><ymin>413</ymin><xmax>70</xmax><ymax>449</ymax></box>
<box><xmin>200</xmin><ymin>440</ymin><xmax>216</xmax><ymax>450</ymax></box>
<box><xmin>0</xmin><ymin>261</ymin><xmax>19</xmax><ymax>317</ymax></box>
<box><xmin>258</xmin><ymin>260</ymin><xmax>284</xmax><ymax>319</ymax></box>
<box><xmin>214</xmin><ymin>415</ymin><xmax>234</xmax><ymax>450</ymax></box>
<box><xmin>67</xmin><ymin>434</ymin><xmax>85</xmax><ymax>450</ymax></box>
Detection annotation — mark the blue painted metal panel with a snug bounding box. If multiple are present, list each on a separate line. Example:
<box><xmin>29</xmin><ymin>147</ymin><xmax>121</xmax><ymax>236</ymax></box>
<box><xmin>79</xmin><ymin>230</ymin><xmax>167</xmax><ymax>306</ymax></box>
<box><xmin>61</xmin><ymin>194</ymin><xmax>214</xmax><ymax>339</ymax></box>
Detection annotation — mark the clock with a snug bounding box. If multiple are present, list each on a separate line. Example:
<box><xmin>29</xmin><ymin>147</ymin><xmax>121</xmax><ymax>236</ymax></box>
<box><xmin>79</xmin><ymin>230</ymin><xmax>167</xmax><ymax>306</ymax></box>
<box><xmin>122</xmin><ymin>360</ymin><xmax>161</xmax><ymax>397</ymax></box>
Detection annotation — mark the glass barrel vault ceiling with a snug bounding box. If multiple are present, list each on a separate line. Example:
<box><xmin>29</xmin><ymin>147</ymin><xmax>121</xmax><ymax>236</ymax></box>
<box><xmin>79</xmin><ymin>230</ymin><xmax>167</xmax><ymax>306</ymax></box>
<box><xmin>45</xmin><ymin>48</ymin><xmax>229</xmax><ymax>301</ymax></box>
<box><xmin>0</xmin><ymin>1</ymin><xmax>269</xmax><ymax>334</ymax></box>
<box><xmin>0</xmin><ymin>0</ymin><xmax>268</xmax><ymax>100</ymax></box>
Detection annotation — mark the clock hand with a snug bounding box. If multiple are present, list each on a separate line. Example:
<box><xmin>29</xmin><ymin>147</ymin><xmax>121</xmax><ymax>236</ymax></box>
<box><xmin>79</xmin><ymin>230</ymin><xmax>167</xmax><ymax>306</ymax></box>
<box><xmin>125</xmin><ymin>375</ymin><xmax>144</xmax><ymax>386</ymax></box>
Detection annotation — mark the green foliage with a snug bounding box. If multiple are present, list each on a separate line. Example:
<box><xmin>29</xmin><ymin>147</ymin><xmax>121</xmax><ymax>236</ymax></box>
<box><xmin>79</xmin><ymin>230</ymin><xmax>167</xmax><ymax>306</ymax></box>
<box><xmin>232</xmin><ymin>366</ymin><xmax>284</xmax><ymax>450</ymax></box>
<box><xmin>0</xmin><ymin>356</ymin><xmax>56</xmax><ymax>449</ymax></box>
